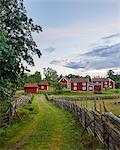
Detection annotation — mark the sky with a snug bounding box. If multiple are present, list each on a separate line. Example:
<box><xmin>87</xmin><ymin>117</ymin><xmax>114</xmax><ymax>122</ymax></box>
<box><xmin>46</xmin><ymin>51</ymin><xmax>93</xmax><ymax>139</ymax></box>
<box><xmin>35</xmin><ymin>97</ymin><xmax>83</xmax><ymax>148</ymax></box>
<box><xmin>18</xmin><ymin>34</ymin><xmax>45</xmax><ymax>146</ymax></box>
<box><xmin>24</xmin><ymin>0</ymin><xmax>120</xmax><ymax>77</ymax></box>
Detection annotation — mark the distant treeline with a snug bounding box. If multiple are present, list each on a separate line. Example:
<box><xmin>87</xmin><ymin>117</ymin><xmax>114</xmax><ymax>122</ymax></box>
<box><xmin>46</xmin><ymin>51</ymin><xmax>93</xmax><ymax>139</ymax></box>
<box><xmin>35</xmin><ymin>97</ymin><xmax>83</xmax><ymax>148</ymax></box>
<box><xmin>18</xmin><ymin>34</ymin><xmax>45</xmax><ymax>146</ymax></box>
<box><xmin>18</xmin><ymin>68</ymin><xmax>120</xmax><ymax>89</ymax></box>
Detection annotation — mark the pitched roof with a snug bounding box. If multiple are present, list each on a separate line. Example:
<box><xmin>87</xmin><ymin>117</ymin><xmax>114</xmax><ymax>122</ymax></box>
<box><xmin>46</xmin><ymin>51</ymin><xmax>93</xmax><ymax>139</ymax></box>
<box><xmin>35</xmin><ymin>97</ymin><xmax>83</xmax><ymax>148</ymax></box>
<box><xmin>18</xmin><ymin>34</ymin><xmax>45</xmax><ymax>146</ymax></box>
<box><xmin>92</xmin><ymin>78</ymin><xmax>109</xmax><ymax>82</ymax></box>
<box><xmin>70</xmin><ymin>77</ymin><xmax>89</xmax><ymax>83</ymax></box>
<box><xmin>59</xmin><ymin>77</ymin><xmax>68</xmax><ymax>82</ymax></box>
<box><xmin>38</xmin><ymin>82</ymin><xmax>49</xmax><ymax>86</ymax></box>
<box><xmin>24</xmin><ymin>82</ymin><xmax>38</xmax><ymax>88</ymax></box>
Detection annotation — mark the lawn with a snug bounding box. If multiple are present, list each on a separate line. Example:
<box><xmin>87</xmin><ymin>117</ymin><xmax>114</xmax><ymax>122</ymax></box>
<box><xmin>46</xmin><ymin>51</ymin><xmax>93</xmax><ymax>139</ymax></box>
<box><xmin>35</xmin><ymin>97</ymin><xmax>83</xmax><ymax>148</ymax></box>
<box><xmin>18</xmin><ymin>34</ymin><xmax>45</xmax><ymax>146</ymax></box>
<box><xmin>0</xmin><ymin>94</ymin><xmax>103</xmax><ymax>150</ymax></box>
<box><xmin>16</xmin><ymin>89</ymin><xmax>24</xmax><ymax>94</ymax></box>
<box><xmin>56</xmin><ymin>89</ymin><xmax>120</xmax><ymax>96</ymax></box>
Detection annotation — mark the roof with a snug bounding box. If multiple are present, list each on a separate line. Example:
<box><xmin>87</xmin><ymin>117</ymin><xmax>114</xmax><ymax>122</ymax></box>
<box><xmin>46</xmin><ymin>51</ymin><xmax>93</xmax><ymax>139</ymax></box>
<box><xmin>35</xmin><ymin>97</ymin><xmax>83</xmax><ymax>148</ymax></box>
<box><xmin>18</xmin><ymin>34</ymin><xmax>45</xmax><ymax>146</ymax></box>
<box><xmin>92</xmin><ymin>78</ymin><xmax>110</xmax><ymax>82</ymax></box>
<box><xmin>59</xmin><ymin>77</ymin><xmax>68</xmax><ymax>82</ymax></box>
<box><xmin>70</xmin><ymin>77</ymin><xmax>89</xmax><ymax>83</ymax></box>
<box><xmin>24</xmin><ymin>82</ymin><xmax>38</xmax><ymax>88</ymax></box>
<box><xmin>38</xmin><ymin>82</ymin><xmax>49</xmax><ymax>86</ymax></box>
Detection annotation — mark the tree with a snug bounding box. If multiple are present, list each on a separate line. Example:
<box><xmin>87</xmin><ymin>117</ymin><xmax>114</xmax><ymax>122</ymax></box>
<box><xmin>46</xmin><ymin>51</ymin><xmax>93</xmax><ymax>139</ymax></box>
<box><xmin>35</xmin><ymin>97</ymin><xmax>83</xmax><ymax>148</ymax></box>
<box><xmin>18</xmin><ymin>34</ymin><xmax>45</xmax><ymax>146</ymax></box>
<box><xmin>66</xmin><ymin>74</ymin><xmax>80</xmax><ymax>79</ymax></box>
<box><xmin>43</xmin><ymin>67</ymin><xmax>58</xmax><ymax>84</ymax></box>
<box><xmin>59</xmin><ymin>74</ymin><xmax>63</xmax><ymax>80</ymax></box>
<box><xmin>17</xmin><ymin>73</ymin><xmax>28</xmax><ymax>88</ymax></box>
<box><xmin>27</xmin><ymin>71</ymin><xmax>42</xmax><ymax>83</ymax></box>
<box><xmin>17</xmin><ymin>71</ymin><xmax>42</xmax><ymax>87</ymax></box>
<box><xmin>107</xmin><ymin>70</ymin><xmax>114</xmax><ymax>78</ymax></box>
<box><xmin>0</xmin><ymin>0</ymin><xmax>42</xmax><ymax>102</ymax></box>
<box><xmin>107</xmin><ymin>70</ymin><xmax>120</xmax><ymax>89</ymax></box>
<box><xmin>52</xmin><ymin>82</ymin><xmax>67</xmax><ymax>92</ymax></box>
<box><xmin>85</xmin><ymin>75</ymin><xmax>91</xmax><ymax>81</ymax></box>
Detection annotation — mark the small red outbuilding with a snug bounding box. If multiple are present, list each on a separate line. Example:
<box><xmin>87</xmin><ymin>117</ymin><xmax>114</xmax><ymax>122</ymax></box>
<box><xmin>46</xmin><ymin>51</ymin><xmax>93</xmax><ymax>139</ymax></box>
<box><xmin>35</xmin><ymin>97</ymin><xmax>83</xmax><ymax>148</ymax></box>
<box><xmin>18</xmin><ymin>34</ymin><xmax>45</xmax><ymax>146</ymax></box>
<box><xmin>24</xmin><ymin>82</ymin><xmax>38</xmax><ymax>94</ymax></box>
<box><xmin>59</xmin><ymin>77</ymin><xmax>70</xmax><ymax>88</ymax></box>
<box><xmin>38</xmin><ymin>82</ymin><xmax>49</xmax><ymax>90</ymax></box>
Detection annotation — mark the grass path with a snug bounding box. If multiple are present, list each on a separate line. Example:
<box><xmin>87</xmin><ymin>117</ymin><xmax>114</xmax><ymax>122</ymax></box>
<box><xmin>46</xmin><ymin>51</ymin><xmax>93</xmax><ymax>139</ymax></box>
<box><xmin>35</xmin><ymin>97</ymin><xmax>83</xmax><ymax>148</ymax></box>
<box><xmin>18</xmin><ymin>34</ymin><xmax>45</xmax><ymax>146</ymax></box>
<box><xmin>1</xmin><ymin>95</ymin><xmax>103</xmax><ymax>150</ymax></box>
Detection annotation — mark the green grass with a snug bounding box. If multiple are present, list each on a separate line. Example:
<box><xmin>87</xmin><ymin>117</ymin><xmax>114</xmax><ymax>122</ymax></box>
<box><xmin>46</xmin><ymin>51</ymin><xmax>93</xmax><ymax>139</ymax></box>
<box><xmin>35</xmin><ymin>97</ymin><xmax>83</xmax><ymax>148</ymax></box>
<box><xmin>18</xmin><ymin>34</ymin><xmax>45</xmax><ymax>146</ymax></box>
<box><xmin>0</xmin><ymin>98</ymin><xmax>39</xmax><ymax>150</ymax></box>
<box><xmin>0</xmin><ymin>95</ymin><xmax>103</xmax><ymax>150</ymax></box>
<box><xmin>53</xmin><ymin>88</ymin><xmax>120</xmax><ymax>97</ymax></box>
<box><xmin>22</xmin><ymin>95</ymin><xmax>103</xmax><ymax>150</ymax></box>
<box><xmin>16</xmin><ymin>89</ymin><xmax>24</xmax><ymax>94</ymax></box>
<box><xmin>102</xmin><ymin>88</ymin><xmax>120</xmax><ymax>94</ymax></box>
<box><xmin>73</xmin><ymin>99</ymin><xmax>120</xmax><ymax>116</ymax></box>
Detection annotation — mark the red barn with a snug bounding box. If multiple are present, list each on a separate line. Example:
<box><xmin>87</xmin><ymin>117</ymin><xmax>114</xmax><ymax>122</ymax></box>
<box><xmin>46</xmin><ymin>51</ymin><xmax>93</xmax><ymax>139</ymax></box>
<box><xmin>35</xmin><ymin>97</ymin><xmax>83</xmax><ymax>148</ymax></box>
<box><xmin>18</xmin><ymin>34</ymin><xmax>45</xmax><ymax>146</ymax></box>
<box><xmin>70</xmin><ymin>77</ymin><xmax>89</xmax><ymax>92</ymax></box>
<box><xmin>38</xmin><ymin>82</ymin><xmax>49</xmax><ymax>90</ymax></box>
<box><xmin>24</xmin><ymin>83</ymin><xmax>38</xmax><ymax>94</ymax></box>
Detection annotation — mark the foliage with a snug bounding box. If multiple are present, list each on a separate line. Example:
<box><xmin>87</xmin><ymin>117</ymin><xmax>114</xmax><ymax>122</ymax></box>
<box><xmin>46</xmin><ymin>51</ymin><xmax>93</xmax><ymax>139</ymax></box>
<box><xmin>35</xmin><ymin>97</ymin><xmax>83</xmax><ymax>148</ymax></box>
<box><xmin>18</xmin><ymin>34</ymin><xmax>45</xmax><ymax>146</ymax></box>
<box><xmin>85</xmin><ymin>75</ymin><xmax>91</xmax><ymax>81</ymax></box>
<box><xmin>43</xmin><ymin>67</ymin><xmax>58</xmax><ymax>84</ymax></box>
<box><xmin>17</xmin><ymin>71</ymin><xmax>42</xmax><ymax>87</ymax></box>
<box><xmin>59</xmin><ymin>74</ymin><xmax>63</xmax><ymax>80</ymax></box>
<box><xmin>27</xmin><ymin>71</ymin><xmax>42</xmax><ymax>83</ymax></box>
<box><xmin>66</xmin><ymin>74</ymin><xmax>80</xmax><ymax>79</ymax></box>
<box><xmin>107</xmin><ymin>70</ymin><xmax>120</xmax><ymax>88</ymax></box>
<box><xmin>52</xmin><ymin>82</ymin><xmax>67</xmax><ymax>91</ymax></box>
<box><xmin>0</xmin><ymin>0</ymin><xmax>42</xmax><ymax>102</ymax></box>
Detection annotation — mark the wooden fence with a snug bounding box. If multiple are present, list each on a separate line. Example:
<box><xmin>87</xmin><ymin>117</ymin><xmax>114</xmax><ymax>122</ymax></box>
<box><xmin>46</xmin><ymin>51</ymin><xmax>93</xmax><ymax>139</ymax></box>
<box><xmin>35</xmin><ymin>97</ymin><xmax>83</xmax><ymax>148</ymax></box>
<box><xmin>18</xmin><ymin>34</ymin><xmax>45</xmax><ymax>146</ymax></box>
<box><xmin>49</xmin><ymin>94</ymin><xmax>120</xmax><ymax>101</ymax></box>
<box><xmin>0</xmin><ymin>94</ymin><xmax>32</xmax><ymax>128</ymax></box>
<box><xmin>47</xmin><ymin>95</ymin><xmax>120</xmax><ymax>150</ymax></box>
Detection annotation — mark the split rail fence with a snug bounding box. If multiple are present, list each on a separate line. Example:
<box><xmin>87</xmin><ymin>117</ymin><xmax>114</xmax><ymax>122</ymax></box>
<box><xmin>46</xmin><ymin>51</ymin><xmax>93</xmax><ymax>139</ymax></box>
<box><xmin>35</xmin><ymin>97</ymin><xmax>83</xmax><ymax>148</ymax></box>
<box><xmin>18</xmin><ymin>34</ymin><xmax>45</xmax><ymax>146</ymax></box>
<box><xmin>0</xmin><ymin>94</ymin><xmax>32</xmax><ymax>128</ymax></box>
<box><xmin>47</xmin><ymin>95</ymin><xmax>120</xmax><ymax>150</ymax></box>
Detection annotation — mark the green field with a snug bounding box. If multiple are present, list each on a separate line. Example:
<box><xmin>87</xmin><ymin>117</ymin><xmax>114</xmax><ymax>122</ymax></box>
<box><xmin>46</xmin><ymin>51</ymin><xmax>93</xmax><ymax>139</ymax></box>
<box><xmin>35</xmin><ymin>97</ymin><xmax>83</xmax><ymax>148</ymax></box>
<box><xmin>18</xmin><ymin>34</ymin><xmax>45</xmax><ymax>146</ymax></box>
<box><xmin>0</xmin><ymin>94</ymin><xmax>103</xmax><ymax>150</ymax></box>
<box><xmin>73</xmin><ymin>99</ymin><xmax>120</xmax><ymax>116</ymax></box>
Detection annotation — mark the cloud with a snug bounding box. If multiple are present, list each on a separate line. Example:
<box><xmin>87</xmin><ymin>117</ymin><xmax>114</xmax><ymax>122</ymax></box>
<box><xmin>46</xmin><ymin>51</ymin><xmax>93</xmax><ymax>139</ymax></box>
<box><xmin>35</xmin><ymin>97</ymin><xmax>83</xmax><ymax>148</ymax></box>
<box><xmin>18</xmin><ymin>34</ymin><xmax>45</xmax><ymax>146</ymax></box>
<box><xmin>50</xmin><ymin>60</ymin><xmax>61</xmax><ymax>65</ymax></box>
<box><xmin>50</xmin><ymin>43</ymin><xmax>120</xmax><ymax>70</ymax></box>
<box><xmin>102</xmin><ymin>33</ymin><xmax>120</xmax><ymax>40</ymax></box>
<box><xmin>43</xmin><ymin>47</ymin><xmax>55</xmax><ymax>53</ymax></box>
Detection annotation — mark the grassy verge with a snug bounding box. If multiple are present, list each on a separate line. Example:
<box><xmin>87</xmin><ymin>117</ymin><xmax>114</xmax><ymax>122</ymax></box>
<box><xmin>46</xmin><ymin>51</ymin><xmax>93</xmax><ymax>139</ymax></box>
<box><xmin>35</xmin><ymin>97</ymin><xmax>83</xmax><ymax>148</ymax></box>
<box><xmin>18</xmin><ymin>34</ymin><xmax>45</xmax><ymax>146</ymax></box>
<box><xmin>22</xmin><ymin>95</ymin><xmax>103</xmax><ymax>150</ymax></box>
<box><xmin>0</xmin><ymin>97</ymin><xmax>39</xmax><ymax>150</ymax></box>
<box><xmin>0</xmin><ymin>94</ymin><xmax>103</xmax><ymax>150</ymax></box>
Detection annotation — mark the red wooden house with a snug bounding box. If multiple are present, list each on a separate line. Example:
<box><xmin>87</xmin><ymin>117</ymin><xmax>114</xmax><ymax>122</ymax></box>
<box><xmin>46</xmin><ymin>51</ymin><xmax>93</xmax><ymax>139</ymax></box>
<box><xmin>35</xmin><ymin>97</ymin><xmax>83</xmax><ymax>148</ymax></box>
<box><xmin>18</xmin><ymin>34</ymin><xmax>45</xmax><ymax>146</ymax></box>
<box><xmin>38</xmin><ymin>82</ymin><xmax>49</xmax><ymax>90</ymax></box>
<box><xmin>24</xmin><ymin>82</ymin><xmax>38</xmax><ymax>94</ymax></box>
<box><xmin>70</xmin><ymin>77</ymin><xmax>90</xmax><ymax>92</ymax></box>
<box><xmin>59</xmin><ymin>77</ymin><xmax>70</xmax><ymax>88</ymax></box>
<box><xmin>92</xmin><ymin>78</ymin><xmax>115</xmax><ymax>91</ymax></box>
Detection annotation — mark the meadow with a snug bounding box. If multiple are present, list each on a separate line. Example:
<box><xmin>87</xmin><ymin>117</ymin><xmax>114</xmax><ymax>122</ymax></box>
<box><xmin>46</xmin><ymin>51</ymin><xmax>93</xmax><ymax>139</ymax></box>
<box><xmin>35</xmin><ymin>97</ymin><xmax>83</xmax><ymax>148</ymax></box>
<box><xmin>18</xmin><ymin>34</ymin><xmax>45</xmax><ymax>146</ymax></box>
<box><xmin>73</xmin><ymin>99</ymin><xmax>120</xmax><ymax>116</ymax></box>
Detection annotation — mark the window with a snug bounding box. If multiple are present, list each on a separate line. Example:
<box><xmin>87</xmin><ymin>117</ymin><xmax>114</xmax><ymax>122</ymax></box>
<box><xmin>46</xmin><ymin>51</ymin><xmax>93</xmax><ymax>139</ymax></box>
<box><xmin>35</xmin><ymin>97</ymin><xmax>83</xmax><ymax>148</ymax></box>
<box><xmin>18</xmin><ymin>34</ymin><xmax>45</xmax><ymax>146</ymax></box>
<box><xmin>104</xmin><ymin>82</ymin><xmax>107</xmax><ymax>84</ymax></box>
<box><xmin>41</xmin><ymin>86</ymin><xmax>44</xmax><ymax>89</ymax></box>
<box><xmin>82</xmin><ymin>87</ymin><xmax>86</xmax><ymax>90</ymax></box>
<box><xmin>104</xmin><ymin>85</ymin><xmax>108</xmax><ymax>88</ymax></box>
<box><xmin>82</xmin><ymin>82</ymin><xmax>86</xmax><ymax>86</ymax></box>
<box><xmin>73</xmin><ymin>87</ymin><xmax>77</xmax><ymax>90</ymax></box>
<box><xmin>73</xmin><ymin>83</ymin><xmax>77</xmax><ymax>86</ymax></box>
<box><xmin>89</xmin><ymin>87</ymin><xmax>93</xmax><ymax>91</ymax></box>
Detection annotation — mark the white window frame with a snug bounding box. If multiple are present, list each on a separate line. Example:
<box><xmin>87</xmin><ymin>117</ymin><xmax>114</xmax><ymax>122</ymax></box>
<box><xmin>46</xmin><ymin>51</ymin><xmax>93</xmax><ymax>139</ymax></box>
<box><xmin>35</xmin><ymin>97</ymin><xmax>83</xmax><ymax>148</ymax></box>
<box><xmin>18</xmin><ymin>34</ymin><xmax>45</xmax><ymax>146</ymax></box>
<box><xmin>73</xmin><ymin>83</ymin><xmax>77</xmax><ymax>86</ymax></box>
<box><xmin>89</xmin><ymin>86</ymin><xmax>93</xmax><ymax>91</ymax></box>
<box><xmin>82</xmin><ymin>82</ymin><xmax>86</xmax><ymax>86</ymax></box>
<box><xmin>41</xmin><ymin>86</ymin><xmax>44</xmax><ymax>89</ymax></box>
<box><xmin>82</xmin><ymin>87</ymin><xmax>86</xmax><ymax>90</ymax></box>
<box><xmin>73</xmin><ymin>86</ymin><xmax>77</xmax><ymax>90</ymax></box>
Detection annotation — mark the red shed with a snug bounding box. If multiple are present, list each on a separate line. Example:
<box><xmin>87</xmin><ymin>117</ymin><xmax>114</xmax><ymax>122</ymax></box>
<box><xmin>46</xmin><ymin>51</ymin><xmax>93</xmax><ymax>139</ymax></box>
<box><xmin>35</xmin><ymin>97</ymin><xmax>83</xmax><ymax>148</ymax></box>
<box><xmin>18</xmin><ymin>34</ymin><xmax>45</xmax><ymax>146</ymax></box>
<box><xmin>70</xmin><ymin>77</ymin><xmax>89</xmax><ymax>92</ymax></box>
<box><xmin>24</xmin><ymin>82</ymin><xmax>38</xmax><ymax>94</ymax></box>
<box><xmin>38</xmin><ymin>82</ymin><xmax>49</xmax><ymax>90</ymax></box>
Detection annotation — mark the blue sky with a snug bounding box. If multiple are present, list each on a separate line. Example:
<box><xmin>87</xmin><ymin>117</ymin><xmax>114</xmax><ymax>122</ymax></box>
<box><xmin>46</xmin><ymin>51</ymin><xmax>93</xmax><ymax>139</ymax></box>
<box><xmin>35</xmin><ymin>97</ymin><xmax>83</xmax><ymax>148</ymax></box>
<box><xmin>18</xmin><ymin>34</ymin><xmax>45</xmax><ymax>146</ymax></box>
<box><xmin>24</xmin><ymin>0</ymin><xmax>120</xmax><ymax>77</ymax></box>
